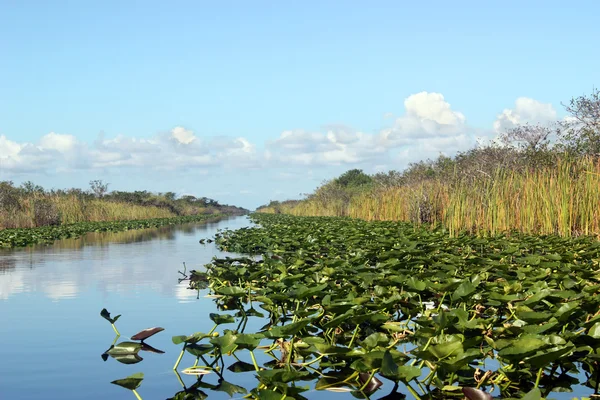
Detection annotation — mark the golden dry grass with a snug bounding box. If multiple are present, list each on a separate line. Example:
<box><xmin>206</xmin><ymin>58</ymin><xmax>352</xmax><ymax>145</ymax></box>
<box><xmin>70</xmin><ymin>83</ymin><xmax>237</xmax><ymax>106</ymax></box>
<box><xmin>262</xmin><ymin>157</ymin><xmax>600</xmax><ymax>238</ymax></box>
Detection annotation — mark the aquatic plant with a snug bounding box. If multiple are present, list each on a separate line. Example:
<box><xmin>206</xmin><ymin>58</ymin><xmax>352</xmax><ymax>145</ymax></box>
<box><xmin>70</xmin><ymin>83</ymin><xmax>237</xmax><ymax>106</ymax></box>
<box><xmin>191</xmin><ymin>213</ymin><xmax>600</xmax><ymax>398</ymax></box>
<box><xmin>100</xmin><ymin>308</ymin><xmax>121</xmax><ymax>336</ymax></box>
<box><xmin>0</xmin><ymin>214</ymin><xmax>226</xmax><ymax>248</ymax></box>
<box><xmin>111</xmin><ymin>372</ymin><xmax>144</xmax><ymax>400</ymax></box>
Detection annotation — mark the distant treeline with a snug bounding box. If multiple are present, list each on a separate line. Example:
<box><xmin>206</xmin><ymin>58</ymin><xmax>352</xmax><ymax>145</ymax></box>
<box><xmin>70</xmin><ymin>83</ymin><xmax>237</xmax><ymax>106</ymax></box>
<box><xmin>257</xmin><ymin>89</ymin><xmax>600</xmax><ymax>238</ymax></box>
<box><xmin>0</xmin><ymin>180</ymin><xmax>248</xmax><ymax>229</ymax></box>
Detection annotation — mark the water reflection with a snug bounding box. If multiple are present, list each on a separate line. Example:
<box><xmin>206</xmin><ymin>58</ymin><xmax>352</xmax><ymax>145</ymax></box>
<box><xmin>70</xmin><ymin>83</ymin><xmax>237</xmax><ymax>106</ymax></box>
<box><xmin>0</xmin><ymin>216</ymin><xmax>250</xmax><ymax>301</ymax></box>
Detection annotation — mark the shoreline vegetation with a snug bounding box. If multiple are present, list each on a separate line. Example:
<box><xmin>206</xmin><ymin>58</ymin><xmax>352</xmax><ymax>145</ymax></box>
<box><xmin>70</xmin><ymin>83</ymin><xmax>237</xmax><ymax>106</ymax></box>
<box><xmin>257</xmin><ymin>89</ymin><xmax>600</xmax><ymax>239</ymax></box>
<box><xmin>0</xmin><ymin>214</ymin><xmax>231</xmax><ymax>248</ymax></box>
<box><xmin>0</xmin><ymin>180</ymin><xmax>248</xmax><ymax>247</ymax></box>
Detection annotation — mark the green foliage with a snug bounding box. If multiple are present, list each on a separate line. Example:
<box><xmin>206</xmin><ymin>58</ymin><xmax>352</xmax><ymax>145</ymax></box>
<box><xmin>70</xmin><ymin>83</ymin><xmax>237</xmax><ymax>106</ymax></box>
<box><xmin>334</xmin><ymin>169</ymin><xmax>373</xmax><ymax>187</ymax></box>
<box><xmin>0</xmin><ymin>214</ymin><xmax>225</xmax><ymax>248</ymax></box>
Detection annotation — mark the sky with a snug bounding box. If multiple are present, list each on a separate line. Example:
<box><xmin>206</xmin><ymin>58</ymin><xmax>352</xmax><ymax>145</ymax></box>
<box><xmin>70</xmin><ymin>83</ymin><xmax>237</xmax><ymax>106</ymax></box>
<box><xmin>0</xmin><ymin>1</ymin><xmax>598</xmax><ymax>210</ymax></box>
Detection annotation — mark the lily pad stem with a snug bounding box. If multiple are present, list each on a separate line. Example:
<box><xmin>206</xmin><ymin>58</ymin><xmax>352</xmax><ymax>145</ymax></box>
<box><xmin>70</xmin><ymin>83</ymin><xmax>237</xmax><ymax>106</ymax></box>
<box><xmin>250</xmin><ymin>350</ymin><xmax>260</xmax><ymax>372</ymax></box>
<box><xmin>173</xmin><ymin>344</ymin><xmax>187</xmax><ymax>370</ymax></box>
<box><xmin>132</xmin><ymin>389</ymin><xmax>142</xmax><ymax>400</ymax></box>
<box><xmin>348</xmin><ymin>325</ymin><xmax>360</xmax><ymax>348</ymax></box>
<box><xmin>111</xmin><ymin>323</ymin><xmax>120</xmax><ymax>336</ymax></box>
<box><xmin>534</xmin><ymin>367</ymin><xmax>543</xmax><ymax>388</ymax></box>
<box><xmin>359</xmin><ymin>371</ymin><xmax>376</xmax><ymax>392</ymax></box>
<box><xmin>405</xmin><ymin>383</ymin><xmax>422</xmax><ymax>400</ymax></box>
<box><xmin>421</xmin><ymin>336</ymin><xmax>434</xmax><ymax>352</ymax></box>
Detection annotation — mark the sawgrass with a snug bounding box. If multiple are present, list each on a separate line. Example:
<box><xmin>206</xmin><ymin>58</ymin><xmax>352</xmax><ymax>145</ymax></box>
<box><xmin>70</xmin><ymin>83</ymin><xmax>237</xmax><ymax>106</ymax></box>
<box><xmin>263</xmin><ymin>157</ymin><xmax>600</xmax><ymax>238</ymax></box>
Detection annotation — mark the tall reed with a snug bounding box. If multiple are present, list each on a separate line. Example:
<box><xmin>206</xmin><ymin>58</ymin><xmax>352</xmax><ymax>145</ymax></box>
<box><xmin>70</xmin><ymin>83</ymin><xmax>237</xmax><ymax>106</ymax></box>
<box><xmin>264</xmin><ymin>157</ymin><xmax>600</xmax><ymax>238</ymax></box>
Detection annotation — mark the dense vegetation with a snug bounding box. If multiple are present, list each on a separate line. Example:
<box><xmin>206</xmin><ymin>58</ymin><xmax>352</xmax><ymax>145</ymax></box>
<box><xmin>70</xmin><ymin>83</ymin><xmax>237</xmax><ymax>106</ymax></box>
<box><xmin>159</xmin><ymin>213</ymin><xmax>600</xmax><ymax>399</ymax></box>
<box><xmin>0</xmin><ymin>180</ymin><xmax>247</xmax><ymax>230</ymax></box>
<box><xmin>0</xmin><ymin>214</ymin><xmax>226</xmax><ymax>248</ymax></box>
<box><xmin>258</xmin><ymin>89</ymin><xmax>600</xmax><ymax>239</ymax></box>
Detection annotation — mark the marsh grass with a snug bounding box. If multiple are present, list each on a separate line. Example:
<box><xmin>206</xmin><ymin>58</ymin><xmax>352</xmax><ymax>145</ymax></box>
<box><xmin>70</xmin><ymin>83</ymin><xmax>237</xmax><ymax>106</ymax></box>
<box><xmin>265</xmin><ymin>157</ymin><xmax>600</xmax><ymax>238</ymax></box>
<box><xmin>0</xmin><ymin>194</ymin><xmax>176</xmax><ymax>229</ymax></box>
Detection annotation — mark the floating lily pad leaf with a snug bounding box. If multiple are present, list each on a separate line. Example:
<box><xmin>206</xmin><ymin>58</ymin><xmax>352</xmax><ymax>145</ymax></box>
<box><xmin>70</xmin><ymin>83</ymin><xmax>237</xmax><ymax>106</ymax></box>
<box><xmin>263</xmin><ymin>319</ymin><xmax>311</xmax><ymax>338</ymax></box>
<box><xmin>227</xmin><ymin>360</ymin><xmax>256</xmax><ymax>373</ymax></box>
<box><xmin>244</xmin><ymin>307</ymin><xmax>265</xmax><ymax>318</ymax></box>
<box><xmin>185</xmin><ymin>343</ymin><xmax>213</xmax><ymax>357</ymax></box>
<box><xmin>382</xmin><ymin>322</ymin><xmax>407</xmax><ymax>333</ymax></box>
<box><xmin>361</xmin><ymin>332</ymin><xmax>389</xmax><ymax>350</ymax></box>
<box><xmin>451</xmin><ymin>281</ymin><xmax>476</xmax><ymax>301</ymax></box>
<box><xmin>522</xmin><ymin>289</ymin><xmax>552</xmax><ymax>305</ymax></box>
<box><xmin>215</xmin><ymin>380</ymin><xmax>248</xmax><ymax>397</ymax></box>
<box><xmin>428</xmin><ymin>340</ymin><xmax>464</xmax><ymax>360</ymax></box>
<box><xmin>516</xmin><ymin>255</ymin><xmax>541</xmax><ymax>265</ymax></box>
<box><xmin>522</xmin><ymin>321</ymin><xmax>558</xmax><ymax>335</ymax></box>
<box><xmin>234</xmin><ymin>333</ymin><xmax>262</xmax><ymax>350</ymax></box>
<box><xmin>107</xmin><ymin>341</ymin><xmax>142</xmax><ymax>356</ymax></box>
<box><xmin>257</xmin><ymin>369</ymin><xmax>311</xmax><ymax>384</ymax></box>
<box><xmin>521</xmin><ymin>387</ymin><xmax>541</xmax><ymax>400</ymax></box>
<box><xmin>131</xmin><ymin>327</ymin><xmax>164</xmax><ymax>341</ymax></box>
<box><xmin>215</xmin><ymin>286</ymin><xmax>246</xmax><ymax>296</ymax></box>
<box><xmin>314</xmin><ymin>343</ymin><xmax>350</xmax><ymax>356</ymax></box>
<box><xmin>462</xmin><ymin>387</ymin><xmax>493</xmax><ymax>400</ymax></box>
<box><xmin>523</xmin><ymin>344</ymin><xmax>575</xmax><ymax>369</ymax></box>
<box><xmin>209</xmin><ymin>313</ymin><xmax>235</xmax><ymax>325</ymax></box>
<box><xmin>498</xmin><ymin>336</ymin><xmax>546</xmax><ymax>358</ymax></box>
<box><xmin>209</xmin><ymin>331</ymin><xmax>237</xmax><ymax>353</ymax></box>
<box><xmin>172</xmin><ymin>332</ymin><xmax>210</xmax><ymax>345</ymax></box>
<box><xmin>553</xmin><ymin>301</ymin><xmax>581</xmax><ymax>321</ymax></box>
<box><xmin>380</xmin><ymin>350</ymin><xmax>421</xmax><ymax>382</ymax></box>
<box><xmin>111</xmin><ymin>372</ymin><xmax>144</xmax><ymax>391</ymax></box>
<box><xmin>100</xmin><ymin>308</ymin><xmax>121</xmax><ymax>324</ymax></box>
<box><xmin>321</xmin><ymin>311</ymin><xmax>354</xmax><ymax>329</ymax></box>
<box><xmin>589</xmin><ymin>322</ymin><xmax>600</xmax><ymax>339</ymax></box>
<box><xmin>406</xmin><ymin>277</ymin><xmax>427</xmax><ymax>292</ymax></box>
<box><xmin>515</xmin><ymin>311</ymin><xmax>552</xmax><ymax>324</ymax></box>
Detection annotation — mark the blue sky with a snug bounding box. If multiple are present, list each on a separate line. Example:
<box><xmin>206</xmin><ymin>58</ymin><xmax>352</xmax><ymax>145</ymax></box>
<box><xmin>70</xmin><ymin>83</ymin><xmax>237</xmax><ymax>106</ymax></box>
<box><xmin>1</xmin><ymin>1</ymin><xmax>598</xmax><ymax>209</ymax></box>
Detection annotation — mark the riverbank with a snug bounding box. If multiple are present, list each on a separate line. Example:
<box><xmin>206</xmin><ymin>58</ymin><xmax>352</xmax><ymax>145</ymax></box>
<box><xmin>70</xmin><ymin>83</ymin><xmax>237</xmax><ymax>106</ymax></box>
<box><xmin>259</xmin><ymin>156</ymin><xmax>600</xmax><ymax>239</ymax></box>
<box><xmin>0</xmin><ymin>181</ymin><xmax>249</xmax><ymax>230</ymax></box>
<box><xmin>0</xmin><ymin>213</ymin><xmax>234</xmax><ymax>248</ymax></box>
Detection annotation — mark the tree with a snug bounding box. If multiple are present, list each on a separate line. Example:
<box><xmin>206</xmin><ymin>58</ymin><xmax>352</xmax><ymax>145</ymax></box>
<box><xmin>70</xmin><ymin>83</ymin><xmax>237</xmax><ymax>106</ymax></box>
<box><xmin>164</xmin><ymin>192</ymin><xmax>176</xmax><ymax>201</ymax></box>
<box><xmin>500</xmin><ymin>123</ymin><xmax>556</xmax><ymax>152</ymax></box>
<box><xmin>560</xmin><ymin>88</ymin><xmax>600</xmax><ymax>156</ymax></box>
<box><xmin>334</xmin><ymin>169</ymin><xmax>372</xmax><ymax>187</ymax></box>
<box><xmin>89</xmin><ymin>180</ymin><xmax>109</xmax><ymax>198</ymax></box>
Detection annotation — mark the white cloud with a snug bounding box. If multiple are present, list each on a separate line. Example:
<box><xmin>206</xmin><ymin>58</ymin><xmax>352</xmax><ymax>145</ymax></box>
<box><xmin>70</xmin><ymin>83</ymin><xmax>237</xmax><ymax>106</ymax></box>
<box><xmin>404</xmin><ymin>92</ymin><xmax>466</xmax><ymax>125</ymax></box>
<box><xmin>0</xmin><ymin>128</ymin><xmax>259</xmax><ymax>174</ymax></box>
<box><xmin>0</xmin><ymin>92</ymin><xmax>560</xmax><ymax>182</ymax></box>
<box><xmin>493</xmin><ymin>97</ymin><xmax>557</xmax><ymax>133</ymax></box>
<box><xmin>39</xmin><ymin>132</ymin><xmax>77</xmax><ymax>153</ymax></box>
<box><xmin>267</xmin><ymin>92</ymin><xmax>473</xmax><ymax>168</ymax></box>
<box><xmin>171</xmin><ymin>126</ymin><xmax>196</xmax><ymax>144</ymax></box>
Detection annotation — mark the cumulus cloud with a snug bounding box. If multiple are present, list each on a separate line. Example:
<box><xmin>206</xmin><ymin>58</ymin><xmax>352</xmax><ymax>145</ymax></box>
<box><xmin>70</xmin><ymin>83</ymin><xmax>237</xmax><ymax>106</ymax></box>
<box><xmin>0</xmin><ymin>127</ymin><xmax>260</xmax><ymax>174</ymax></box>
<box><xmin>494</xmin><ymin>97</ymin><xmax>557</xmax><ymax>134</ymax></box>
<box><xmin>0</xmin><ymin>92</ymin><xmax>560</xmax><ymax>177</ymax></box>
<box><xmin>171</xmin><ymin>126</ymin><xmax>196</xmax><ymax>144</ymax></box>
<box><xmin>268</xmin><ymin>92</ymin><xmax>474</xmax><ymax>168</ymax></box>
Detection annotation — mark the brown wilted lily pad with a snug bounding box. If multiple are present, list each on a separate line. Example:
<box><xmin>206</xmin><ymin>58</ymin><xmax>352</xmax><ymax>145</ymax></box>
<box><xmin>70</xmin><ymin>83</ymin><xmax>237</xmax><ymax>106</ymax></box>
<box><xmin>462</xmin><ymin>387</ymin><xmax>493</xmax><ymax>400</ymax></box>
<box><xmin>358</xmin><ymin>372</ymin><xmax>383</xmax><ymax>393</ymax></box>
<box><xmin>140</xmin><ymin>342</ymin><xmax>165</xmax><ymax>354</ymax></box>
<box><xmin>131</xmin><ymin>327</ymin><xmax>164</xmax><ymax>341</ymax></box>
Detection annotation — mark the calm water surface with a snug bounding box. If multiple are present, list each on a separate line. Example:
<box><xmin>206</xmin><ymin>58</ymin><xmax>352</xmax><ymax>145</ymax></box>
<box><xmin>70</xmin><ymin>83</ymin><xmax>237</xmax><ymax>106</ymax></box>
<box><xmin>0</xmin><ymin>216</ymin><xmax>591</xmax><ymax>399</ymax></box>
<box><xmin>0</xmin><ymin>216</ymin><xmax>269</xmax><ymax>400</ymax></box>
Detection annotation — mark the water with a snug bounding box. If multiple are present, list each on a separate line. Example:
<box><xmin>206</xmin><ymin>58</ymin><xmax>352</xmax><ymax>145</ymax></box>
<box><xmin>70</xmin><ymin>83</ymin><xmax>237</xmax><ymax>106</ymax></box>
<box><xmin>0</xmin><ymin>216</ymin><xmax>264</xmax><ymax>400</ymax></box>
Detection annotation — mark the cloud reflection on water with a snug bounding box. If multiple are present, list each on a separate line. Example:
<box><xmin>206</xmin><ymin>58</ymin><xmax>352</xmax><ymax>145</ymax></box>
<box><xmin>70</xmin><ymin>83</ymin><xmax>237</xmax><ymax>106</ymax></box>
<box><xmin>0</xmin><ymin>216</ymin><xmax>250</xmax><ymax>301</ymax></box>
